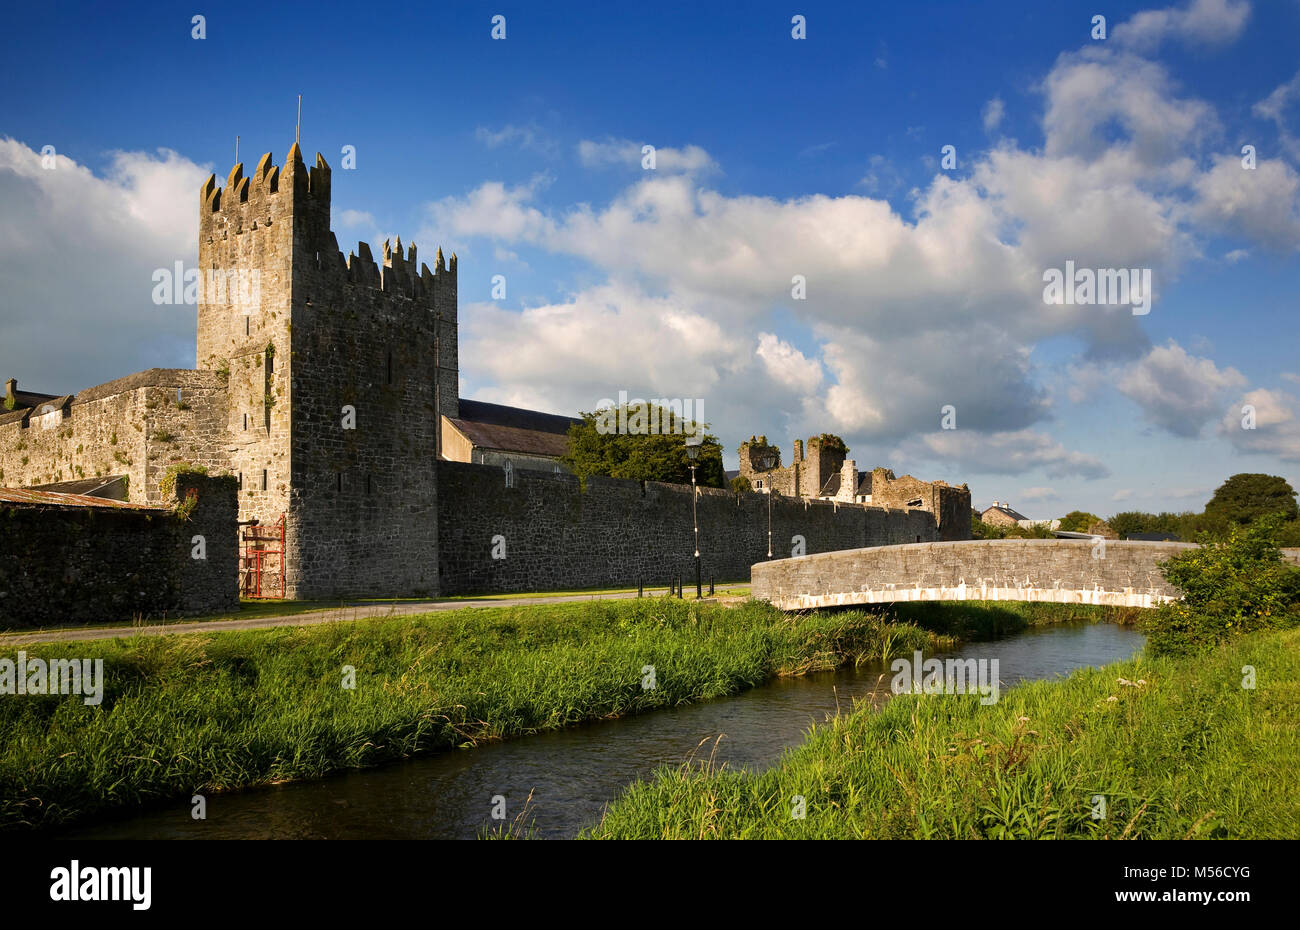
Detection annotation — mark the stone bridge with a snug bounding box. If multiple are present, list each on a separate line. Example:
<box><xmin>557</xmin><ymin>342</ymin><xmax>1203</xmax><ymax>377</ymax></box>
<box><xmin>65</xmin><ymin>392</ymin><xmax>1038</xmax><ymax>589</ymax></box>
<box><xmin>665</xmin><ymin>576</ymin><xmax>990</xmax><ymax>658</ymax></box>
<box><xmin>751</xmin><ymin>539</ymin><xmax>1300</xmax><ymax>611</ymax></box>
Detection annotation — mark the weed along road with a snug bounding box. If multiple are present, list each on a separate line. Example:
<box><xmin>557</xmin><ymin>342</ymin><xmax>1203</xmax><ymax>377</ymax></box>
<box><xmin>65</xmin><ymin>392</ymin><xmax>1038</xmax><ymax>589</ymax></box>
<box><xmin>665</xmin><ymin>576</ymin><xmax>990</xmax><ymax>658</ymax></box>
<box><xmin>0</xmin><ymin>588</ymin><xmax>694</xmax><ymax>646</ymax></box>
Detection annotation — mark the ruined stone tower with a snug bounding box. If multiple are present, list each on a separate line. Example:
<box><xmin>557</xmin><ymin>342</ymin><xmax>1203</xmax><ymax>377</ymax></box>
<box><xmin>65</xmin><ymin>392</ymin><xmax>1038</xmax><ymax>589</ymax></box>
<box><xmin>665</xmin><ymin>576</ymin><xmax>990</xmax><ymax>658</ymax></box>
<box><xmin>798</xmin><ymin>436</ymin><xmax>845</xmax><ymax>498</ymax></box>
<box><xmin>197</xmin><ymin>143</ymin><xmax>458</xmax><ymax>598</ymax></box>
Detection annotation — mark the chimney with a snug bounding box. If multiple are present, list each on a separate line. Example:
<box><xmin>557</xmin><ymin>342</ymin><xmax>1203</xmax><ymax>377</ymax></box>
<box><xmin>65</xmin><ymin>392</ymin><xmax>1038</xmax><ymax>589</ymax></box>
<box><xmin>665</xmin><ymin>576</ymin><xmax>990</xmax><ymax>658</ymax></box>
<box><xmin>3</xmin><ymin>378</ymin><xmax>15</xmax><ymax>409</ymax></box>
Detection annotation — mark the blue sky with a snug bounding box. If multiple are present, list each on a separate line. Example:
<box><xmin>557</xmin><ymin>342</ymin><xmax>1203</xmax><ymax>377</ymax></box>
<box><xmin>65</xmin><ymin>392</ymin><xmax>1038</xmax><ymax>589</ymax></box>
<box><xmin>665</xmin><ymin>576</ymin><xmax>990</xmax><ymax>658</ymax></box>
<box><xmin>1</xmin><ymin>0</ymin><xmax>1298</xmax><ymax>518</ymax></box>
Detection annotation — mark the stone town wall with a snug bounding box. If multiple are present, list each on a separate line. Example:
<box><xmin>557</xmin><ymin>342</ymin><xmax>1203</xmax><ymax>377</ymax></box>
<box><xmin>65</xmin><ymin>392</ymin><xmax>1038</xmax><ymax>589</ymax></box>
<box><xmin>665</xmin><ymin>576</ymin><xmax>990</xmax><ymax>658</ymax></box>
<box><xmin>868</xmin><ymin>470</ymin><xmax>972</xmax><ymax>542</ymax></box>
<box><xmin>0</xmin><ymin>369</ymin><xmax>228</xmax><ymax>504</ymax></box>
<box><xmin>0</xmin><ymin>474</ymin><xmax>238</xmax><ymax>627</ymax></box>
<box><xmin>436</xmin><ymin>460</ymin><xmax>941</xmax><ymax>594</ymax></box>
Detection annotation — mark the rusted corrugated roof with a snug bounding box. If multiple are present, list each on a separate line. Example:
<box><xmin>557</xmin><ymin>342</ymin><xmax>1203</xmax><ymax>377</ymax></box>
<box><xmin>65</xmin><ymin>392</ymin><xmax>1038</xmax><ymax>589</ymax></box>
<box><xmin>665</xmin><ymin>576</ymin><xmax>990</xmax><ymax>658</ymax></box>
<box><xmin>0</xmin><ymin>487</ymin><xmax>160</xmax><ymax>511</ymax></box>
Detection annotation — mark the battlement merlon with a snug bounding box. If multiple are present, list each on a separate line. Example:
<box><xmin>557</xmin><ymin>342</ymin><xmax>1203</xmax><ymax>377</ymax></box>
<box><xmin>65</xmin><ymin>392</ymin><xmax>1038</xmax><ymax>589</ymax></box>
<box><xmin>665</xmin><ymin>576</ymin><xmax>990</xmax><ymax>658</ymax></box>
<box><xmin>200</xmin><ymin>143</ymin><xmax>324</xmax><ymax>223</ymax></box>
<box><xmin>198</xmin><ymin>141</ymin><xmax>457</xmax><ymax>306</ymax></box>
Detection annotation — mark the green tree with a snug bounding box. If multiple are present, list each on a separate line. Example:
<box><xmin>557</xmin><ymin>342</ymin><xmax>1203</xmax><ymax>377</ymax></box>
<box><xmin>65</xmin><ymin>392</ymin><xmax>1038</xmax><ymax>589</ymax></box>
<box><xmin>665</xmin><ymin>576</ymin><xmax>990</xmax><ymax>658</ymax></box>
<box><xmin>562</xmin><ymin>405</ymin><xmax>726</xmax><ymax>488</ymax></box>
<box><xmin>1111</xmin><ymin>509</ymin><xmax>1215</xmax><ymax>541</ymax></box>
<box><xmin>814</xmin><ymin>433</ymin><xmax>848</xmax><ymax>459</ymax></box>
<box><xmin>1057</xmin><ymin>510</ymin><xmax>1101</xmax><ymax>533</ymax></box>
<box><xmin>1108</xmin><ymin>511</ymin><xmax>1171</xmax><ymax>538</ymax></box>
<box><xmin>1204</xmin><ymin>473</ymin><xmax>1299</xmax><ymax>525</ymax></box>
<box><xmin>730</xmin><ymin>475</ymin><xmax>753</xmax><ymax>494</ymax></box>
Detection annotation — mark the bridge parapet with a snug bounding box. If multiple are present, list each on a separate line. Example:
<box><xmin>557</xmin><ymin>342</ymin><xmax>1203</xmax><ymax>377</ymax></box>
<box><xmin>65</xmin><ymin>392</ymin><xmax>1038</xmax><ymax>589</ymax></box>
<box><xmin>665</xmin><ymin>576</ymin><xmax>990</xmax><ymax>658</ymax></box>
<box><xmin>753</xmin><ymin>540</ymin><xmax>1300</xmax><ymax>611</ymax></box>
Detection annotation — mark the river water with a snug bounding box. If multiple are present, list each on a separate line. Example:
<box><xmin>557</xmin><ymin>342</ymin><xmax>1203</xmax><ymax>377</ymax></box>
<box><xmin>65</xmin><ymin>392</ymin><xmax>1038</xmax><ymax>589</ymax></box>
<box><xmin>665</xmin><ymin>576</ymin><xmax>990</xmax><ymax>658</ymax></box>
<box><xmin>63</xmin><ymin>620</ymin><xmax>1143</xmax><ymax>840</ymax></box>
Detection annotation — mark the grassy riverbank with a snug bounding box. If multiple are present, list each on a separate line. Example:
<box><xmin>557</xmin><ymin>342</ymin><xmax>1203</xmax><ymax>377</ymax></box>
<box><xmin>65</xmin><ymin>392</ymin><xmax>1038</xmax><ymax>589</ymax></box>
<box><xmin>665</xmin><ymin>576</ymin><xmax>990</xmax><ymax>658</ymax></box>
<box><xmin>586</xmin><ymin>626</ymin><xmax>1300</xmax><ymax>839</ymax></box>
<box><xmin>0</xmin><ymin>597</ymin><xmax>1103</xmax><ymax>832</ymax></box>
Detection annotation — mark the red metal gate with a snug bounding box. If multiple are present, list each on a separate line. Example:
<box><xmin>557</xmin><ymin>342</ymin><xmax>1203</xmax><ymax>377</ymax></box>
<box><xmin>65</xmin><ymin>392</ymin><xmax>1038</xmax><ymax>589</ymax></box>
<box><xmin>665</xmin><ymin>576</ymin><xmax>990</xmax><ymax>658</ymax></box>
<box><xmin>241</xmin><ymin>514</ymin><xmax>285</xmax><ymax>599</ymax></box>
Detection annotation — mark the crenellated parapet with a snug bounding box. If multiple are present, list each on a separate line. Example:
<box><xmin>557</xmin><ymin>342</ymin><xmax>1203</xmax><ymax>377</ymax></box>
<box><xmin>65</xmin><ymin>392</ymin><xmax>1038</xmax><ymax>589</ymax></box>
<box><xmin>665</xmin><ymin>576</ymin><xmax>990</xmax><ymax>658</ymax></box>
<box><xmin>197</xmin><ymin>140</ymin><xmax>457</xmax><ymax>317</ymax></box>
<box><xmin>199</xmin><ymin>143</ymin><xmax>326</xmax><ymax>240</ymax></box>
<box><xmin>336</xmin><ymin>234</ymin><xmax>457</xmax><ymax>306</ymax></box>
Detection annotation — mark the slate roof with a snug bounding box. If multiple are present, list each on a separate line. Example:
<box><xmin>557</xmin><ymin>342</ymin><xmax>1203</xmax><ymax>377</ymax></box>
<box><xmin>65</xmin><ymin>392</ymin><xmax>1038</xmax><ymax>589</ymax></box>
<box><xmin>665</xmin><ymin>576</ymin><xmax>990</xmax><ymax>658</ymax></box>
<box><xmin>984</xmin><ymin>504</ymin><xmax>1030</xmax><ymax>522</ymax></box>
<box><xmin>447</xmin><ymin>399</ymin><xmax>583</xmax><ymax>459</ymax></box>
<box><xmin>457</xmin><ymin>399</ymin><xmax>582</xmax><ymax>435</ymax></box>
<box><xmin>1</xmin><ymin>383</ymin><xmax>65</xmax><ymax>426</ymax></box>
<box><xmin>446</xmin><ymin>418</ymin><xmax>572</xmax><ymax>458</ymax></box>
<box><xmin>10</xmin><ymin>388</ymin><xmax>60</xmax><ymax>408</ymax></box>
<box><xmin>819</xmin><ymin>472</ymin><xmax>843</xmax><ymax>497</ymax></box>
<box><xmin>819</xmin><ymin>470</ymin><xmax>873</xmax><ymax>498</ymax></box>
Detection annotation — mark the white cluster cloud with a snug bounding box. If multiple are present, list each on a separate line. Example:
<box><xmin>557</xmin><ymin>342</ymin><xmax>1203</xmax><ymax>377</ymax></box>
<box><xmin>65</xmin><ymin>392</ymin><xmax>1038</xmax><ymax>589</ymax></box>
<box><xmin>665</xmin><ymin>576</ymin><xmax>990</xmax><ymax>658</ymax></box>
<box><xmin>0</xmin><ymin>139</ymin><xmax>209</xmax><ymax>392</ymax></box>
<box><xmin>1254</xmin><ymin>69</ymin><xmax>1300</xmax><ymax>160</ymax></box>
<box><xmin>898</xmin><ymin>428</ymin><xmax>1110</xmax><ymax>480</ymax></box>
<box><xmin>4</xmin><ymin>0</ymin><xmax>1295</xmax><ymax>496</ymax></box>
<box><xmin>576</xmin><ymin>139</ymin><xmax>716</xmax><ymax>175</ymax></box>
<box><xmin>1020</xmin><ymin>486</ymin><xmax>1060</xmax><ymax>503</ymax></box>
<box><xmin>1220</xmin><ymin>388</ymin><xmax>1300</xmax><ymax>461</ymax></box>
<box><xmin>755</xmin><ymin>333</ymin><xmax>823</xmax><ymax>394</ymax></box>
<box><xmin>427</xmin><ymin>0</ymin><xmax>1296</xmax><ymax>481</ymax></box>
<box><xmin>982</xmin><ymin>97</ymin><xmax>1005</xmax><ymax>133</ymax></box>
<box><xmin>1117</xmin><ymin>341</ymin><xmax>1246</xmax><ymax>437</ymax></box>
<box><xmin>1193</xmin><ymin>154</ymin><xmax>1300</xmax><ymax>249</ymax></box>
<box><xmin>1113</xmin><ymin>0</ymin><xmax>1251</xmax><ymax>50</ymax></box>
<box><xmin>456</xmin><ymin>281</ymin><xmax>749</xmax><ymax>415</ymax></box>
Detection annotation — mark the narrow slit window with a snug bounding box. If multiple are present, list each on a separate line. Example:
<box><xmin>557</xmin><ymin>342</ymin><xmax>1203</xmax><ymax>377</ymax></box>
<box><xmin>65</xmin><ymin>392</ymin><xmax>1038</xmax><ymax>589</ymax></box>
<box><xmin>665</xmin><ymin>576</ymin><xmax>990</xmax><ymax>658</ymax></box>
<box><xmin>261</xmin><ymin>469</ymin><xmax>268</xmax><ymax>491</ymax></box>
<box><xmin>337</xmin><ymin>472</ymin><xmax>342</xmax><ymax>492</ymax></box>
<box><xmin>386</xmin><ymin>351</ymin><xmax>393</xmax><ymax>385</ymax></box>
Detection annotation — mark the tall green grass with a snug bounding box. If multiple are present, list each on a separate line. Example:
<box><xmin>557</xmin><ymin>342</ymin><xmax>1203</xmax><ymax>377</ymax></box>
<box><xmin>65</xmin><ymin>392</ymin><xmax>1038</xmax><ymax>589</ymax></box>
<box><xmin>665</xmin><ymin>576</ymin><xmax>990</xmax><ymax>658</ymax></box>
<box><xmin>2</xmin><ymin>596</ymin><xmax>997</xmax><ymax>832</ymax></box>
<box><xmin>585</xmin><ymin>626</ymin><xmax>1300</xmax><ymax>839</ymax></box>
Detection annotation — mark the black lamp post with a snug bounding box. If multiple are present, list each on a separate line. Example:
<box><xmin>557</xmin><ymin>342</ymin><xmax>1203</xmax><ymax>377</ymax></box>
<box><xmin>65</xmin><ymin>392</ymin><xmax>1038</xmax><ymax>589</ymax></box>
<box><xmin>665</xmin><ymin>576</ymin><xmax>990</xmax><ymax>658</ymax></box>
<box><xmin>686</xmin><ymin>436</ymin><xmax>702</xmax><ymax>598</ymax></box>
<box><xmin>757</xmin><ymin>450</ymin><xmax>778</xmax><ymax>558</ymax></box>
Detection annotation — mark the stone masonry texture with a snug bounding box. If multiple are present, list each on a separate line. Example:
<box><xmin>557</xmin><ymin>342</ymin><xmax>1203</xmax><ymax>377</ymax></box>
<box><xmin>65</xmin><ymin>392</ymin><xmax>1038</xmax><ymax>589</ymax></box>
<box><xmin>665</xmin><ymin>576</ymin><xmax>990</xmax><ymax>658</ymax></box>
<box><xmin>437</xmin><ymin>461</ymin><xmax>943</xmax><ymax>594</ymax></box>
<box><xmin>0</xmin><ymin>474</ymin><xmax>238</xmax><ymax>627</ymax></box>
<box><xmin>1</xmin><ymin>139</ymin><xmax>973</xmax><ymax>605</ymax></box>
<box><xmin>753</xmin><ymin>539</ymin><xmax>1300</xmax><ymax>610</ymax></box>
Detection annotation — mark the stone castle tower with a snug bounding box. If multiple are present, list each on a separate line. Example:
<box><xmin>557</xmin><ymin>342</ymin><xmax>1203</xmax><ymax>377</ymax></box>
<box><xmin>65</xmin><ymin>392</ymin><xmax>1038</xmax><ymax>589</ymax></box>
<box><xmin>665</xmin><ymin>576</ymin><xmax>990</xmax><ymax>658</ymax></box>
<box><xmin>795</xmin><ymin>435</ymin><xmax>845</xmax><ymax>498</ymax></box>
<box><xmin>738</xmin><ymin>434</ymin><xmax>846</xmax><ymax>498</ymax></box>
<box><xmin>196</xmin><ymin>142</ymin><xmax>459</xmax><ymax>597</ymax></box>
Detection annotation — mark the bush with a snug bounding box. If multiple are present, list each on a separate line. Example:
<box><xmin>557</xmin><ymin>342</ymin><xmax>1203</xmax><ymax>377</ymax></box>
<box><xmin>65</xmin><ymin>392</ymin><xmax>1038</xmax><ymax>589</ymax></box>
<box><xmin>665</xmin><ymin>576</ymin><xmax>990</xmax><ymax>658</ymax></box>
<box><xmin>1141</xmin><ymin>514</ymin><xmax>1300</xmax><ymax>656</ymax></box>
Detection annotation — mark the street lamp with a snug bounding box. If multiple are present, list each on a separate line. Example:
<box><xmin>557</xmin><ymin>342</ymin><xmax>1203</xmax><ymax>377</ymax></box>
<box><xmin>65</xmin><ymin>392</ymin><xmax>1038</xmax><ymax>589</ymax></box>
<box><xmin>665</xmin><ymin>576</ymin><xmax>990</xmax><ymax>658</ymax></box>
<box><xmin>757</xmin><ymin>450</ymin><xmax>778</xmax><ymax>559</ymax></box>
<box><xmin>685</xmin><ymin>435</ymin><xmax>703</xmax><ymax>598</ymax></box>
